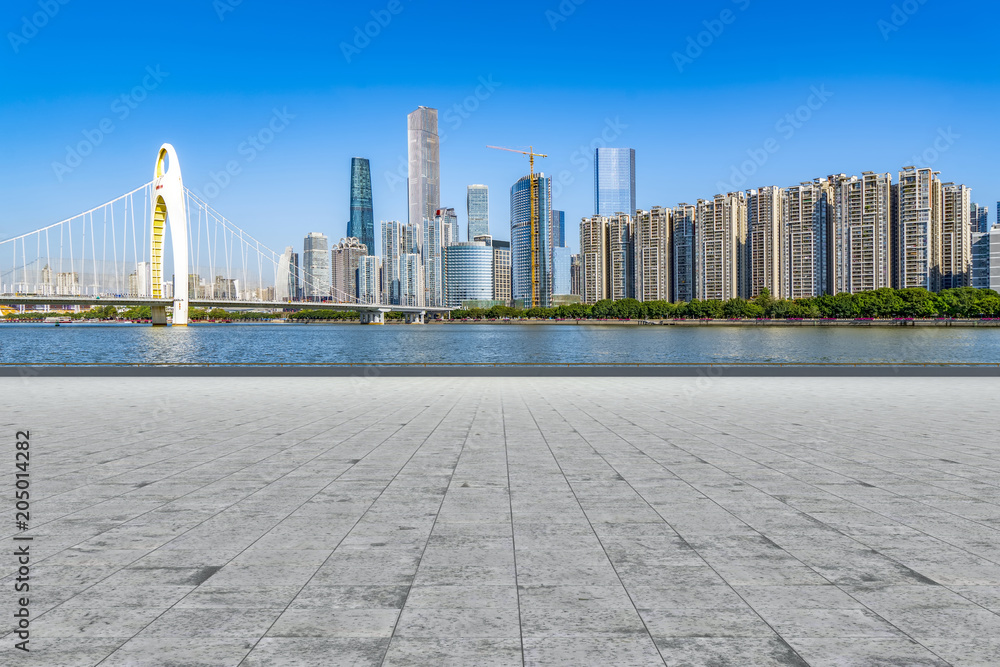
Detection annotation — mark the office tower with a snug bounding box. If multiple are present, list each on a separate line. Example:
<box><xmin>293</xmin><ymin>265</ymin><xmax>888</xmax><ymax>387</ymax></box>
<box><xmin>634</xmin><ymin>207</ymin><xmax>671</xmax><ymax>302</ymax></box>
<box><xmin>407</xmin><ymin>107</ymin><xmax>440</xmax><ymax>255</ymax></box>
<box><xmin>437</xmin><ymin>207</ymin><xmax>460</xmax><ymax>246</ymax></box>
<box><xmin>594</xmin><ymin>147</ymin><xmax>636</xmax><ymax>217</ymax></box>
<box><xmin>580</xmin><ymin>215</ymin><xmax>609</xmax><ymax>304</ymax></box>
<box><xmin>783</xmin><ymin>179</ymin><xmax>832</xmax><ymax>299</ymax></box>
<box><xmin>747</xmin><ymin>187</ymin><xmax>785</xmax><ymax>299</ymax></box>
<box><xmin>423</xmin><ymin>215</ymin><xmax>447</xmax><ymax>307</ymax></box>
<box><xmin>570</xmin><ymin>254</ymin><xmax>583</xmax><ymax>297</ymax></box>
<box><xmin>607</xmin><ymin>213</ymin><xmax>634</xmax><ymax>301</ymax></box>
<box><xmin>829</xmin><ymin>172</ymin><xmax>892</xmax><ymax>295</ymax></box>
<box><xmin>894</xmin><ymin>167</ymin><xmax>939</xmax><ymax>290</ymax></box>
<box><xmin>398</xmin><ymin>253</ymin><xmax>423</xmax><ymax>307</ymax></box>
<box><xmin>972</xmin><ymin>203</ymin><xmax>990</xmax><ymax>234</ymax></box>
<box><xmin>276</xmin><ymin>247</ymin><xmax>299</xmax><ymax>300</ymax></box>
<box><xmin>672</xmin><ymin>204</ymin><xmax>696</xmax><ymax>302</ymax></box>
<box><xmin>331</xmin><ymin>237</ymin><xmax>368</xmax><ymax>302</ymax></box>
<box><xmin>444</xmin><ymin>241</ymin><xmax>493</xmax><ymax>307</ymax></box>
<box><xmin>381</xmin><ymin>220</ymin><xmax>405</xmax><ymax>305</ymax></box>
<box><xmin>552</xmin><ymin>209</ymin><xmax>566</xmax><ymax>248</ymax></box>
<box><xmin>511</xmin><ymin>173</ymin><xmax>553</xmax><ymax>307</ymax></box>
<box><xmin>940</xmin><ymin>184</ymin><xmax>972</xmax><ymax>289</ymax></box>
<box><xmin>552</xmin><ymin>246</ymin><xmax>572</xmax><ymax>297</ymax></box>
<box><xmin>302</xmin><ymin>232</ymin><xmax>330</xmax><ymax>300</ymax></box>
<box><xmin>489</xmin><ymin>239</ymin><xmax>512</xmax><ymax>305</ymax></box>
<box><xmin>992</xmin><ymin>225</ymin><xmax>1000</xmax><ymax>292</ymax></box>
<box><xmin>696</xmin><ymin>192</ymin><xmax>747</xmax><ymax>301</ymax></box>
<box><xmin>358</xmin><ymin>255</ymin><xmax>381</xmax><ymax>305</ymax></box>
<box><xmin>971</xmin><ymin>231</ymin><xmax>991</xmax><ymax>289</ymax></box>
<box><xmin>348</xmin><ymin>157</ymin><xmax>375</xmax><ymax>255</ymax></box>
<box><xmin>467</xmin><ymin>185</ymin><xmax>489</xmax><ymax>240</ymax></box>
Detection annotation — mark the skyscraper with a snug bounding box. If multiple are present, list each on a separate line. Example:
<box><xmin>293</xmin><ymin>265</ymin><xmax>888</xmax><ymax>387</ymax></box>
<box><xmin>331</xmin><ymin>237</ymin><xmax>368</xmax><ymax>302</ymax></box>
<box><xmin>595</xmin><ymin>147</ymin><xmax>636</xmax><ymax>218</ymax></box>
<box><xmin>487</xmin><ymin>238</ymin><xmax>512</xmax><ymax>305</ymax></box>
<box><xmin>580</xmin><ymin>215</ymin><xmax>609</xmax><ymax>304</ymax></box>
<box><xmin>971</xmin><ymin>230</ymin><xmax>991</xmax><ymax>289</ymax></box>
<box><xmin>696</xmin><ymin>192</ymin><xmax>747</xmax><ymax>301</ymax></box>
<box><xmin>747</xmin><ymin>187</ymin><xmax>785</xmax><ymax>299</ymax></box>
<box><xmin>940</xmin><ymin>183</ymin><xmax>972</xmax><ymax>289</ymax></box>
<box><xmin>407</xmin><ymin>107</ymin><xmax>440</xmax><ymax>255</ymax></box>
<box><xmin>348</xmin><ymin>158</ymin><xmax>375</xmax><ymax>255</ymax></box>
<box><xmin>511</xmin><ymin>173</ymin><xmax>553</xmax><ymax>307</ymax></box>
<box><xmin>830</xmin><ymin>173</ymin><xmax>892</xmax><ymax>295</ymax></box>
<box><xmin>672</xmin><ymin>204</ymin><xmax>697</xmax><ymax>303</ymax></box>
<box><xmin>276</xmin><ymin>246</ymin><xmax>299</xmax><ymax>301</ymax></box>
<box><xmin>467</xmin><ymin>185</ymin><xmax>489</xmax><ymax>240</ymax></box>
<box><xmin>783</xmin><ymin>179</ymin><xmax>832</xmax><ymax>299</ymax></box>
<box><xmin>423</xmin><ymin>212</ymin><xmax>449</xmax><ymax>308</ymax></box>
<box><xmin>972</xmin><ymin>203</ymin><xmax>990</xmax><ymax>234</ymax></box>
<box><xmin>607</xmin><ymin>213</ymin><xmax>635</xmax><ymax>301</ymax></box>
<box><xmin>551</xmin><ymin>209</ymin><xmax>566</xmax><ymax>248</ymax></box>
<box><xmin>381</xmin><ymin>220</ymin><xmax>405</xmax><ymax>304</ymax></box>
<box><xmin>552</xmin><ymin>246</ymin><xmax>572</xmax><ymax>297</ymax></box>
<box><xmin>634</xmin><ymin>207</ymin><xmax>671</xmax><ymax>302</ymax></box>
<box><xmin>437</xmin><ymin>207</ymin><xmax>459</xmax><ymax>247</ymax></box>
<box><xmin>302</xmin><ymin>232</ymin><xmax>330</xmax><ymax>300</ymax></box>
<box><xmin>570</xmin><ymin>254</ymin><xmax>583</xmax><ymax>297</ymax></box>
<box><xmin>398</xmin><ymin>253</ymin><xmax>423</xmax><ymax>307</ymax></box>
<box><xmin>894</xmin><ymin>166</ymin><xmax>938</xmax><ymax>290</ymax></box>
<box><xmin>358</xmin><ymin>255</ymin><xmax>381</xmax><ymax>305</ymax></box>
<box><xmin>444</xmin><ymin>241</ymin><xmax>493</xmax><ymax>307</ymax></box>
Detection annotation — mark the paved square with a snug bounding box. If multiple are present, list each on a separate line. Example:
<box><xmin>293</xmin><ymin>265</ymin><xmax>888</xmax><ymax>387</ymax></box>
<box><xmin>2</xmin><ymin>376</ymin><xmax>999</xmax><ymax>666</ymax></box>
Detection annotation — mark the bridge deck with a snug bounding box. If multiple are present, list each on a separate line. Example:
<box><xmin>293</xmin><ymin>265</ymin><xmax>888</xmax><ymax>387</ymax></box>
<box><xmin>0</xmin><ymin>295</ymin><xmax>450</xmax><ymax>314</ymax></box>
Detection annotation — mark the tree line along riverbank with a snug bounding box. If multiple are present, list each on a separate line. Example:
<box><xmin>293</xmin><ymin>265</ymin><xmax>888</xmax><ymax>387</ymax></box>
<box><xmin>3</xmin><ymin>287</ymin><xmax>1000</xmax><ymax>324</ymax></box>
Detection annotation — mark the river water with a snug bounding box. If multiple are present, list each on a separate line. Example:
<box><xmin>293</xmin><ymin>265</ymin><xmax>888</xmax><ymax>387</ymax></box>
<box><xmin>1</xmin><ymin>323</ymin><xmax>999</xmax><ymax>365</ymax></box>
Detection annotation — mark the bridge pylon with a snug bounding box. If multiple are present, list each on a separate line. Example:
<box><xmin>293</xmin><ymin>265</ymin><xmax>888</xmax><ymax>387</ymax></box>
<box><xmin>150</xmin><ymin>144</ymin><xmax>189</xmax><ymax>326</ymax></box>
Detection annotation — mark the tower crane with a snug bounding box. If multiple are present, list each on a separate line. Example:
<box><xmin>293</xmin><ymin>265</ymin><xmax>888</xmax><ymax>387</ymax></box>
<box><xmin>487</xmin><ymin>145</ymin><xmax>548</xmax><ymax>308</ymax></box>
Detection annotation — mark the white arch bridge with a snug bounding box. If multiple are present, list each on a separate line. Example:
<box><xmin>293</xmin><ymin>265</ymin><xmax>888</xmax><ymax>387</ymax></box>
<box><xmin>1</xmin><ymin>144</ymin><xmax>446</xmax><ymax>325</ymax></box>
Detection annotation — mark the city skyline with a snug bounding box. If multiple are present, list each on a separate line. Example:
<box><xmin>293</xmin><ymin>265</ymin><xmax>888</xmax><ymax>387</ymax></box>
<box><xmin>3</xmin><ymin>3</ymin><xmax>998</xmax><ymax>259</ymax></box>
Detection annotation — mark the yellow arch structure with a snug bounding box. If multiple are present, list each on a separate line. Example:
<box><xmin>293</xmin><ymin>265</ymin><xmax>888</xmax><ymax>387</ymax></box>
<box><xmin>149</xmin><ymin>144</ymin><xmax>189</xmax><ymax>326</ymax></box>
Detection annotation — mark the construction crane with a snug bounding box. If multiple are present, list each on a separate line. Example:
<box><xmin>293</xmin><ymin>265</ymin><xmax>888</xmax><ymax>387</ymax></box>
<box><xmin>487</xmin><ymin>146</ymin><xmax>548</xmax><ymax>308</ymax></box>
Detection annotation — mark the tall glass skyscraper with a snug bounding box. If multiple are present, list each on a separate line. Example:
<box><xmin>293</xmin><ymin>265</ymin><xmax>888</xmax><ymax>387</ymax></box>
<box><xmin>511</xmin><ymin>174</ymin><xmax>552</xmax><ymax>308</ymax></box>
<box><xmin>407</xmin><ymin>107</ymin><xmax>440</xmax><ymax>255</ymax></box>
<box><xmin>552</xmin><ymin>209</ymin><xmax>566</xmax><ymax>248</ymax></box>
<box><xmin>302</xmin><ymin>232</ymin><xmax>330</xmax><ymax>300</ymax></box>
<box><xmin>552</xmin><ymin>246</ymin><xmax>572</xmax><ymax>296</ymax></box>
<box><xmin>348</xmin><ymin>158</ymin><xmax>375</xmax><ymax>255</ymax></box>
<box><xmin>276</xmin><ymin>246</ymin><xmax>299</xmax><ymax>301</ymax></box>
<box><xmin>467</xmin><ymin>185</ymin><xmax>489</xmax><ymax>240</ymax></box>
<box><xmin>595</xmin><ymin>148</ymin><xmax>636</xmax><ymax>217</ymax></box>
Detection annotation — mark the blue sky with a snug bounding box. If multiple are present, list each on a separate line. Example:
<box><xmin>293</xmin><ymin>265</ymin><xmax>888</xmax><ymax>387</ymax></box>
<box><xmin>2</xmin><ymin>0</ymin><xmax>997</xmax><ymax>255</ymax></box>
